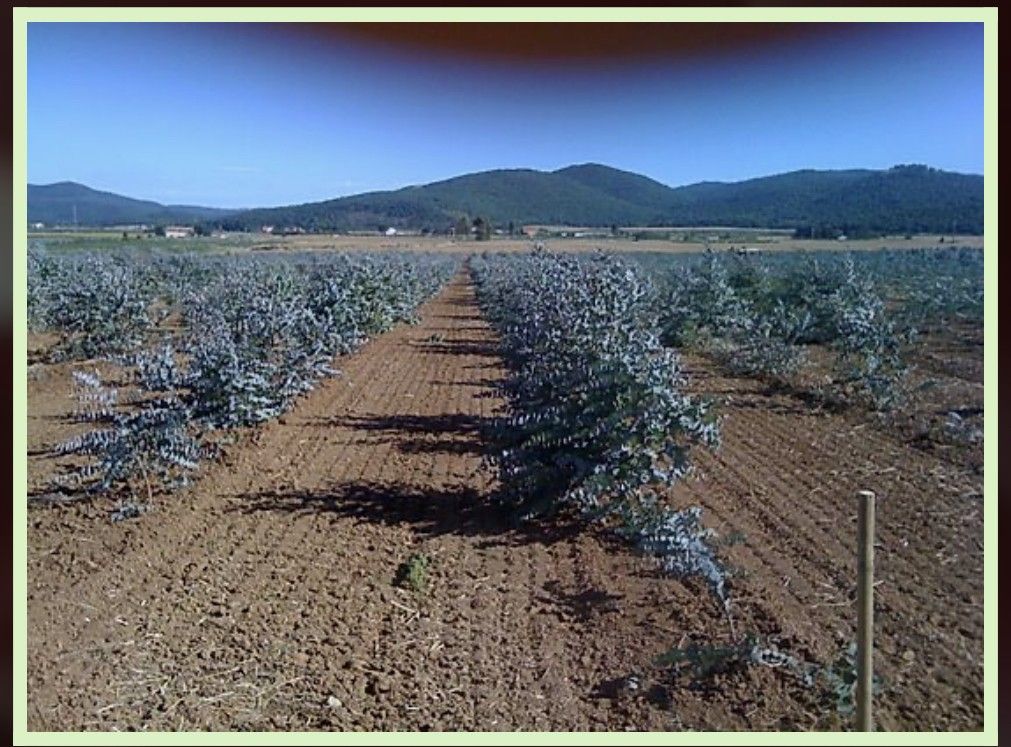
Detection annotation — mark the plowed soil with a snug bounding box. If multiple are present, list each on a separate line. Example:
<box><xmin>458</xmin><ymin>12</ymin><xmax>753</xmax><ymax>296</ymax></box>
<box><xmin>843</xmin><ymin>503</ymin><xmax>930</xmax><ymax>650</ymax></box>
<box><xmin>26</xmin><ymin>270</ymin><xmax>984</xmax><ymax>732</ymax></box>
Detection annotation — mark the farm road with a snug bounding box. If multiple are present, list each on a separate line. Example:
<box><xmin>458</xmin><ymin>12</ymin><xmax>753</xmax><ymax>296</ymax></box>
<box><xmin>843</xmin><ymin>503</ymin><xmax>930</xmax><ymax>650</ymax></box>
<box><xmin>27</xmin><ymin>271</ymin><xmax>704</xmax><ymax>731</ymax></box>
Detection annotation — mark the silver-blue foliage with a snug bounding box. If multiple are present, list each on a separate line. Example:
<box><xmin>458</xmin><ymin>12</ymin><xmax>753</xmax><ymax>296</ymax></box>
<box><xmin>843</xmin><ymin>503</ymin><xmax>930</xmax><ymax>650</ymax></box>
<box><xmin>473</xmin><ymin>249</ymin><xmax>727</xmax><ymax>605</ymax></box>
<box><xmin>37</xmin><ymin>249</ymin><xmax>459</xmax><ymax>499</ymax></box>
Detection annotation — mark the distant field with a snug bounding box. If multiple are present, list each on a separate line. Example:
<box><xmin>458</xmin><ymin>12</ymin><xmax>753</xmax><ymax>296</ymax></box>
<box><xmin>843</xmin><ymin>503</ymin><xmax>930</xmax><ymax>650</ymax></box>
<box><xmin>27</xmin><ymin>230</ymin><xmax>985</xmax><ymax>256</ymax></box>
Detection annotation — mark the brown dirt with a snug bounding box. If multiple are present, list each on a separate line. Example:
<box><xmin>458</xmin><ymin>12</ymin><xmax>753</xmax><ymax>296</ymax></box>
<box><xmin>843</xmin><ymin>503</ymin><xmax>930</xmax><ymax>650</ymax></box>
<box><xmin>26</xmin><ymin>270</ymin><xmax>984</xmax><ymax>731</ymax></box>
<box><xmin>708</xmin><ymin>322</ymin><xmax>985</xmax><ymax>475</ymax></box>
<box><xmin>669</xmin><ymin>357</ymin><xmax>984</xmax><ymax>731</ymax></box>
<box><xmin>890</xmin><ymin>324</ymin><xmax>984</xmax><ymax>473</ymax></box>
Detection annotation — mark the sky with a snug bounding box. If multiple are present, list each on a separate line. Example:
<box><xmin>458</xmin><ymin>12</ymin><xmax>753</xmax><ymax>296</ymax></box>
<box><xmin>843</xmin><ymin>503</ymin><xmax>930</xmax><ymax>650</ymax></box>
<box><xmin>27</xmin><ymin>22</ymin><xmax>984</xmax><ymax>209</ymax></box>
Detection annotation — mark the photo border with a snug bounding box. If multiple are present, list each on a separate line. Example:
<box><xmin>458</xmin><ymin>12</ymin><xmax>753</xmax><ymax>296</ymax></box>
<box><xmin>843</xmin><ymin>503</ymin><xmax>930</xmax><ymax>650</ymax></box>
<box><xmin>11</xmin><ymin>7</ymin><xmax>998</xmax><ymax>745</ymax></box>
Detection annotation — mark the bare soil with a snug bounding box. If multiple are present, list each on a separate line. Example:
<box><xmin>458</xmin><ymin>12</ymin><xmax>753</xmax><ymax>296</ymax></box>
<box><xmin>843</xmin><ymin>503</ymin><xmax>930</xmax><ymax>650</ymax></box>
<box><xmin>671</xmin><ymin>357</ymin><xmax>983</xmax><ymax>731</ymax></box>
<box><xmin>26</xmin><ymin>271</ymin><xmax>984</xmax><ymax>731</ymax></box>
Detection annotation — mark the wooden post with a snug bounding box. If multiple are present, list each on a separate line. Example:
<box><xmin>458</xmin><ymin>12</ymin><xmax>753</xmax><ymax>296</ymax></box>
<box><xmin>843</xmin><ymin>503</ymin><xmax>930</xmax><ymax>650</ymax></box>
<box><xmin>855</xmin><ymin>489</ymin><xmax>876</xmax><ymax>731</ymax></box>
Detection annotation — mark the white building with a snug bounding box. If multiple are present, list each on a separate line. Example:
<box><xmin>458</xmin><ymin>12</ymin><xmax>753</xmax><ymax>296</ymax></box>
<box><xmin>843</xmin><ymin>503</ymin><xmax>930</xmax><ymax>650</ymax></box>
<box><xmin>165</xmin><ymin>226</ymin><xmax>195</xmax><ymax>238</ymax></box>
<box><xmin>385</xmin><ymin>227</ymin><xmax>397</xmax><ymax>236</ymax></box>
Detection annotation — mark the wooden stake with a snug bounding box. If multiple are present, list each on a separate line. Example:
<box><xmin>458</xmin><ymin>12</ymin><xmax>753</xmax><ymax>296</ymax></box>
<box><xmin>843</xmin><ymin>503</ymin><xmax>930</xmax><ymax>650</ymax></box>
<box><xmin>855</xmin><ymin>489</ymin><xmax>876</xmax><ymax>731</ymax></box>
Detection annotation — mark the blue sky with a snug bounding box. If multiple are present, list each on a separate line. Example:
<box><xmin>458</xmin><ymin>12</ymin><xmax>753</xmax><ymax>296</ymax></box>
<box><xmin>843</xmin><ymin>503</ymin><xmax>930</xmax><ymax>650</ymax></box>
<box><xmin>27</xmin><ymin>22</ymin><xmax>984</xmax><ymax>209</ymax></box>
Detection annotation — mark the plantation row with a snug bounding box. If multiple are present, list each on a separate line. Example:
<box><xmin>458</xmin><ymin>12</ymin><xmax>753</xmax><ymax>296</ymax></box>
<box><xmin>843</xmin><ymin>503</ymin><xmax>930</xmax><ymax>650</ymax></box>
<box><xmin>470</xmin><ymin>248</ymin><xmax>946</xmax><ymax>707</ymax></box>
<box><xmin>634</xmin><ymin>246</ymin><xmax>983</xmax><ymax>410</ymax></box>
<box><xmin>28</xmin><ymin>250</ymin><xmax>460</xmax><ymax>502</ymax></box>
<box><xmin>471</xmin><ymin>250</ymin><xmax>730</xmax><ymax>609</ymax></box>
<box><xmin>635</xmin><ymin>245</ymin><xmax>984</xmax><ymax>330</ymax></box>
<box><xmin>470</xmin><ymin>244</ymin><xmax>983</xmax><ymax>601</ymax></box>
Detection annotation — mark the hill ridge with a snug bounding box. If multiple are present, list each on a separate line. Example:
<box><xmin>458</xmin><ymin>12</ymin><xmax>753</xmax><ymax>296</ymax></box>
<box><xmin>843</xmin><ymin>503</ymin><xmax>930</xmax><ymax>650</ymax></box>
<box><xmin>29</xmin><ymin>162</ymin><xmax>983</xmax><ymax>235</ymax></box>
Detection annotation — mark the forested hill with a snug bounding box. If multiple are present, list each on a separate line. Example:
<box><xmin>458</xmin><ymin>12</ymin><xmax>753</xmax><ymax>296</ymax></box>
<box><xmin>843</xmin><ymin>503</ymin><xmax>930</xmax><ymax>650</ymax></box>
<box><xmin>664</xmin><ymin>165</ymin><xmax>983</xmax><ymax>236</ymax></box>
<box><xmin>220</xmin><ymin>163</ymin><xmax>983</xmax><ymax>235</ymax></box>
<box><xmin>30</xmin><ymin>164</ymin><xmax>983</xmax><ymax>235</ymax></box>
<box><xmin>27</xmin><ymin>182</ymin><xmax>234</xmax><ymax>226</ymax></box>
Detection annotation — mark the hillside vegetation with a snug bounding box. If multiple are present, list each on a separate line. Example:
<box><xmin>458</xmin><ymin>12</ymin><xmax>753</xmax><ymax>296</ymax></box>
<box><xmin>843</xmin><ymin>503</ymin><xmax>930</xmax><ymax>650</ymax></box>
<box><xmin>215</xmin><ymin>163</ymin><xmax>986</xmax><ymax>236</ymax></box>
<box><xmin>27</xmin><ymin>182</ymin><xmax>235</xmax><ymax>227</ymax></box>
<box><xmin>29</xmin><ymin>164</ymin><xmax>983</xmax><ymax>236</ymax></box>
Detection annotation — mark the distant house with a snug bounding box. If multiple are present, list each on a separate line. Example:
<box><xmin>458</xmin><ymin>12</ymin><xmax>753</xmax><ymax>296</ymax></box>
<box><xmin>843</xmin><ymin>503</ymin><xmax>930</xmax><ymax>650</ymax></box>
<box><xmin>30</xmin><ymin>222</ymin><xmax>44</xmax><ymax>230</ymax></box>
<box><xmin>385</xmin><ymin>227</ymin><xmax>397</xmax><ymax>236</ymax></box>
<box><xmin>164</xmin><ymin>225</ymin><xmax>195</xmax><ymax>238</ymax></box>
<box><xmin>261</xmin><ymin>225</ymin><xmax>275</xmax><ymax>234</ymax></box>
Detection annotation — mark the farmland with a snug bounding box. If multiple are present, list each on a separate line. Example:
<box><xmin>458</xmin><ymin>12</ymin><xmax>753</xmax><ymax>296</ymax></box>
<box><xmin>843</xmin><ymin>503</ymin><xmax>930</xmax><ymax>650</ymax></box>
<box><xmin>29</xmin><ymin>229</ymin><xmax>986</xmax><ymax>257</ymax></box>
<box><xmin>24</xmin><ymin>241</ymin><xmax>984</xmax><ymax>731</ymax></box>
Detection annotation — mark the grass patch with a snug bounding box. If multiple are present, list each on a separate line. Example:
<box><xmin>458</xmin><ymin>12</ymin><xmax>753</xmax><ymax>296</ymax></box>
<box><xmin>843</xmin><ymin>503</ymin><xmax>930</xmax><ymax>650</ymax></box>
<box><xmin>394</xmin><ymin>553</ymin><xmax>430</xmax><ymax>594</ymax></box>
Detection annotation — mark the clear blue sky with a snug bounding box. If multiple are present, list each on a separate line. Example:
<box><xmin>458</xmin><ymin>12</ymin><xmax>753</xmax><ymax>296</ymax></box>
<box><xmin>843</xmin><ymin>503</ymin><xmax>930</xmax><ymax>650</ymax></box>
<box><xmin>27</xmin><ymin>22</ymin><xmax>984</xmax><ymax>209</ymax></box>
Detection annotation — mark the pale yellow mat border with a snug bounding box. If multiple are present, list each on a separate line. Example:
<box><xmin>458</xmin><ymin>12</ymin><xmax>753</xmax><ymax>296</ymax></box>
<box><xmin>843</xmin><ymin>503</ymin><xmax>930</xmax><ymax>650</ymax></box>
<box><xmin>11</xmin><ymin>6</ymin><xmax>999</xmax><ymax>745</ymax></box>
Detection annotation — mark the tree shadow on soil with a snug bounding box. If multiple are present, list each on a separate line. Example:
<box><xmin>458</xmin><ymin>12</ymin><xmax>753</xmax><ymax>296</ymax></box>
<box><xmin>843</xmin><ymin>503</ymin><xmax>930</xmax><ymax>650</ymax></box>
<box><xmin>28</xmin><ymin>446</ymin><xmax>62</xmax><ymax>458</ymax></box>
<box><xmin>318</xmin><ymin>412</ymin><xmax>488</xmax><ymax>432</ymax></box>
<box><xmin>397</xmin><ymin>437</ymin><xmax>484</xmax><ymax>456</ymax></box>
<box><xmin>411</xmin><ymin>338</ymin><xmax>501</xmax><ymax>357</ymax></box>
<box><xmin>756</xmin><ymin>382</ymin><xmax>848</xmax><ymax>414</ymax></box>
<box><xmin>683</xmin><ymin>356</ymin><xmax>848</xmax><ymax>416</ymax></box>
<box><xmin>28</xmin><ymin>350</ymin><xmax>54</xmax><ymax>366</ymax></box>
<box><xmin>590</xmin><ymin>676</ymin><xmax>672</xmax><ymax>708</ymax></box>
<box><xmin>539</xmin><ymin>579</ymin><xmax>624</xmax><ymax>622</ymax></box>
<box><xmin>719</xmin><ymin>395</ymin><xmax>830</xmax><ymax>417</ymax></box>
<box><xmin>311</xmin><ymin>413</ymin><xmax>497</xmax><ymax>455</ymax></box>
<box><xmin>230</xmin><ymin>480</ymin><xmax>585</xmax><ymax>549</ymax></box>
<box><xmin>429</xmin><ymin>379</ymin><xmax>501</xmax><ymax>390</ymax></box>
<box><xmin>696</xmin><ymin>382</ymin><xmax>845</xmax><ymax>417</ymax></box>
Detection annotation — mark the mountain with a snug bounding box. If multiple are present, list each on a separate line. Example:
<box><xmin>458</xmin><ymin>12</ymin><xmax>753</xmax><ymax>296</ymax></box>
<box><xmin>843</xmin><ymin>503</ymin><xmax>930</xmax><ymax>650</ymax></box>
<box><xmin>554</xmin><ymin>163</ymin><xmax>683</xmax><ymax>215</ymax></box>
<box><xmin>29</xmin><ymin>164</ymin><xmax>984</xmax><ymax>235</ymax></box>
<box><xmin>665</xmin><ymin>165</ymin><xmax>983</xmax><ymax>234</ymax></box>
<box><xmin>27</xmin><ymin>182</ymin><xmax>234</xmax><ymax>227</ymax></box>
<box><xmin>219</xmin><ymin>163</ymin><xmax>982</xmax><ymax>235</ymax></box>
<box><xmin>226</xmin><ymin>167</ymin><xmax>663</xmax><ymax>233</ymax></box>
